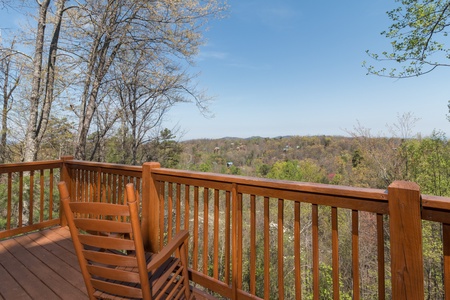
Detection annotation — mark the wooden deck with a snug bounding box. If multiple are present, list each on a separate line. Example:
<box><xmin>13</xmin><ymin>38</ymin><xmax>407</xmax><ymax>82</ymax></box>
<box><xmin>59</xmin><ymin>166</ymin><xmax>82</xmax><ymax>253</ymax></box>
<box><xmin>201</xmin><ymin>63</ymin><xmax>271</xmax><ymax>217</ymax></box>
<box><xmin>0</xmin><ymin>226</ymin><xmax>87</xmax><ymax>299</ymax></box>
<box><xmin>0</xmin><ymin>226</ymin><xmax>216</xmax><ymax>300</ymax></box>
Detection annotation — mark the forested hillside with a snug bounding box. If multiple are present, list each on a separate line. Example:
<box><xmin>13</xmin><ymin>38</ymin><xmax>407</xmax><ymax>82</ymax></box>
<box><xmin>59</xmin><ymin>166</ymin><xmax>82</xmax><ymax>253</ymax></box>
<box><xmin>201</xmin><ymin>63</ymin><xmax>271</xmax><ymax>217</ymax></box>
<box><xmin>175</xmin><ymin>132</ymin><xmax>449</xmax><ymax>298</ymax></box>
<box><xmin>177</xmin><ymin>132</ymin><xmax>450</xmax><ymax>193</ymax></box>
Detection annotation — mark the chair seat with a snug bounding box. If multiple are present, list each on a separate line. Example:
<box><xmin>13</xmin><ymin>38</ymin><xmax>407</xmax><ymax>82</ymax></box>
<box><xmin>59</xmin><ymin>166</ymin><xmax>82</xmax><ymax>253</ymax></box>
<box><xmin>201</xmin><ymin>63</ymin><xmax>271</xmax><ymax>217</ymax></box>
<box><xmin>91</xmin><ymin>252</ymin><xmax>186</xmax><ymax>300</ymax></box>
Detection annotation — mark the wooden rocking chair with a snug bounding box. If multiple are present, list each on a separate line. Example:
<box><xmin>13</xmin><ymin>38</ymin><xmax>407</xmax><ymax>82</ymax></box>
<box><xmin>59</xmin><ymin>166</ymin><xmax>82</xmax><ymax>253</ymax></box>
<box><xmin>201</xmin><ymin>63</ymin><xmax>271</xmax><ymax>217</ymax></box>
<box><xmin>58</xmin><ymin>181</ymin><xmax>192</xmax><ymax>300</ymax></box>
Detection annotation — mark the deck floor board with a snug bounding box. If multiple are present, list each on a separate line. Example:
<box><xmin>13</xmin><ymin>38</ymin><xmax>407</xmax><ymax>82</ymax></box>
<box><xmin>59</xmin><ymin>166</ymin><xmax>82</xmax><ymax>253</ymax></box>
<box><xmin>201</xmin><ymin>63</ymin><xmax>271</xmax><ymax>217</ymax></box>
<box><xmin>0</xmin><ymin>261</ymin><xmax>32</xmax><ymax>299</ymax></box>
<box><xmin>0</xmin><ymin>226</ymin><xmax>87</xmax><ymax>300</ymax></box>
<box><xmin>17</xmin><ymin>233</ymin><xmax>86</xmax><ymax>292</ymax></box>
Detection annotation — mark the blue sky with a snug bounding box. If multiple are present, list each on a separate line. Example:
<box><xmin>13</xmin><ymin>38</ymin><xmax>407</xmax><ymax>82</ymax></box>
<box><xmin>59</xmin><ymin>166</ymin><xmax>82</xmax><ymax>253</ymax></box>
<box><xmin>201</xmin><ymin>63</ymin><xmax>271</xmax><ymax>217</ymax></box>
<box><xmin>168</xmin><ymin>0</ymin><xmax>450</xmax><ymax>140</ymax></box>
<box><xmin>1</xmin><ymin>1</ymin><xmax>449</xmax><ymax>141</ymax></box>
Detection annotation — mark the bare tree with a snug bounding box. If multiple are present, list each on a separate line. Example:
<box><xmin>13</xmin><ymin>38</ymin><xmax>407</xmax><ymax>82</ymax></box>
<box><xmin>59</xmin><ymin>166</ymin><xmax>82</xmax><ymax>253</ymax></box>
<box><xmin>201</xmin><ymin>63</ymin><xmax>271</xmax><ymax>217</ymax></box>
<box><xmin>0</xmin><ymin>39</ymin><xmax>21</xmax><ymax>163</ymax></box>
<box><xmin>0</xmin><ymin>0</ymin><xmax>12</xmax><ymax>8</ymax></box>
<box><xmin>64</xmin><ymin>0</ymin><xmax>224</xmax><ymax>159</ymax></box>
<box><xmin>347</xmin><ymin>113</ymin><xmax>420</xmax><ymax>188</ymax></box>
<box><xmin>23</xmin><ymin>0</ymin><xmax>67</xmax><ymax>161</ymax></box>
<box><xmin>112</xmin><ymin>46</ymin><xmax>205</xmax><ymax>165</ymax></box>
<box><xmin>387</xmin><ymin>112</ymin><xmax>420</xmax><ymax>140</ymax></box>
<box><xmin>1</xmin><ymin>0</ymin><xmax>225</xmax><ymax>161</ymax></box>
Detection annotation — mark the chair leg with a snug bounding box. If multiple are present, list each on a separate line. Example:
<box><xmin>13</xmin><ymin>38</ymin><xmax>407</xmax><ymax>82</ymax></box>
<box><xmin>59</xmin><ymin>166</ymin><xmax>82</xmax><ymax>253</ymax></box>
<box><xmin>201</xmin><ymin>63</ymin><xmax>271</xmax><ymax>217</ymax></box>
<box><xmin>179</xmin><ymin>243</ymin><xmax>191</xmax><ymax>299</ymax></box>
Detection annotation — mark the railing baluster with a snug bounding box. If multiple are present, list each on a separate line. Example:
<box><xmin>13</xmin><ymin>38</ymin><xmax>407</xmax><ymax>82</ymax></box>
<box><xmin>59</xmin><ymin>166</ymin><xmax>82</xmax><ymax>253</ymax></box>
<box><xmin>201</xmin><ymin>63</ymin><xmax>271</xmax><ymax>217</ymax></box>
<box><xmin>250</xmin><ymin>194</ymin><xmax>256</xmax><ymax>295</ymax></box>
<box><xmin>117</xmin><ymin>175</ymin><xmax>123</xmax><ymax>205</ymax></box>
<box><xmin>91</xmin><ymin>170</ymin><xmax>95</xmax><ymax>202</ymax></box>
<box><xmin>225</xmin><ymin>190</ymin><xmax>231</xmax><ymax>286</ymax></box>
<box><xmin>168</xmin><ymin>182</ymin><xmax>173</xmax><ymax>241</ymax></box>
<box><xmin>136</xmin><ymin>177</ymin><xmax>141</xmax><ymax>208</ymax></box>
<box><xmin>96</xmin><ymin>168</ymin><xmax>101</xmax><ymax>202</ymax></box>
<box><xmin>193</xmin><ymin>185</ymin><xmax>199</xmax><ymax>271</ymax></box>
<box><xmin>159</xmin><ymin>181</ymin><xmax>165</xmax><ymax>246</ymax></box>
<box><xmin>352</xmin><ymin>210</ymin><xmax>360</xmax><ymax>300</ymax></box>
<box><xmin>82</xmin><ymin>169</ymin><xmax>86</xmax><ymax>203</ymax></box>
<box><xmin>264</xmin><ymin>196</ymin><xmax>270</xmax><ymax>299</ymax></box>
<box><xmin>294</xmin><ymin>201</ymin><xmax>301</xmax><ymax>300</ymax></box>
<box><xmin>76</xmin><ymin>168</ymin><xmax>81</xmax><ymax>202</ymax></box>
<box><xmin>100</xmin><ymin>171</ymin><xmax>106</xmax><ymax>203</ymax></box>
<box><xmin>29</xmin><ymin>170</ymin><xmax>34</xmax><ymax>225</ymax></box>
<box><xmin>40</xmin><ymin>169</ymin><xmax>44</xmax><ymax>222</ymax></box>
<box><xmin>203</xmin><ymin>187</ymin><xmax>209</xmax><ymax>275</ymax></box>
<box><xmin>332</xmin><ymin>206</ymin><xmax>339</xmax><ymax>300</ymax></box>
<box><xmin>49</xmin><ymin>168</ymin><xmax>54</xmax><ymax>220</ymax></box>
<box><xmin>7</xmin><ymin>172</ymin><xmax>12</xmax><ymax>229</ymax></box>
<box><xmin>112</xmin><ymin>173</ymin><xmax>117</xmax><ymax>204</ymax></box>
<box><xmin>237</xmin><ymin>192</ymin><xmax>243</xmax><ymax>289</ymax></box>
<box><xmin>123</xmin><ymin>176</ymin><xmax>130</xmax><ymax>209</ymax></box>
<box><xmin>184</xmin><ymin>185</ymin><xmax>190</xmax><ymax>254</ymax></box>
<box><xmin>19</xmin><ymin>172</ymin><xmax>23</xmax><ymax>227</ymax></box>
<box><xmin>80</xmin><ymin>169</ymin><xmax>85</xmax><ymax>203</ymax></box>
<box><xmin>89</xmin><ymin>170</ymin><xmax>93</xmax><ymax>201</ymax></box>
<box><xmin>106</xmin><ymin>173</ymin><xmax>111</xmax><ymax>203</ymax></box>
<box><xmin>86</xmin><ymin>170</ymin><xmax>91</xmax><ymax>202</ymax></box>
<box><xmin>312</xmin><ymin>203</ymin><xmax>319</xmax><ymax>300</ymax></box>
<box><xmin>278</xmin><ymin>198</ymin><xmax>285</xmax><ymax>300</ymax></box>
<box><xmin>377</xmin><ymin>213</ymin><xmax>385</xmax><ymax>300</ymax></box>
<box><xmin>176</xmin><ymin>183</ymin><xmax>181</xmax><ymax>232</ymax></box>
<box><xmin>214</xmin><ymin>189</ymin><xmax>220</xmax><ymax>280</ymax></box>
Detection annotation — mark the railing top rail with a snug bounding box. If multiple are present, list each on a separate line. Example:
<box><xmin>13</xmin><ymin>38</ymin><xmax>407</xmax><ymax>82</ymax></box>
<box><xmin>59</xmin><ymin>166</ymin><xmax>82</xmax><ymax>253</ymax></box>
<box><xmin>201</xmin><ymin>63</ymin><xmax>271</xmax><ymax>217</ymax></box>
<box><xmin>65</xmin><ymin>159</ymin><xmax>142</xmax><ymax>174</ymax></box>
<box><xmin>422</xmin><ymin>194</ymin><xmax>450</xmax><ymax>210</ymax></box>
<box><xmin>151</xmin><ymin>167</ymin><xmax>388</xmax><ymax>202</ymax></box>
<box><xmin>0</xmin><ymin>160</ymin><xmax>62</xmax><ymax>173</ymax></box>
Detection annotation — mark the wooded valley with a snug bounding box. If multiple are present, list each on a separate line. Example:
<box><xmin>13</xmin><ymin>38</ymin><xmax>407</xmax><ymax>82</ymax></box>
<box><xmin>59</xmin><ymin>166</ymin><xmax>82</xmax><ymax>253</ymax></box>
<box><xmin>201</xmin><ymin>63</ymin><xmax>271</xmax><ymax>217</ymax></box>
<box><xmin>174</xmin><ymin>132</ymin><xmax>449</xmax><ymax>299</ymax></box>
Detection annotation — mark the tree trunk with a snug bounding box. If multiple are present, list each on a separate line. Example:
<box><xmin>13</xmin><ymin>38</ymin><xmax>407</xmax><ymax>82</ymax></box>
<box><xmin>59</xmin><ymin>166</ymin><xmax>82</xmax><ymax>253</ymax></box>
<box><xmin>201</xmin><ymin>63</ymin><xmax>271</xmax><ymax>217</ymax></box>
<box><xmin>1</xmin><ymin>72</ymin><xmax>9</xmax><ymax>163</ymax></box>
<box><xmin>0</xmin><ymin>39</ymin><xmax>21</xmax><ymax>163</ymax></box>
<box><xmin>74</xmin><ymin>39</ymin><xmax>121</xmax><ymax>160</ymax></box>
<box><xmin>23</xmin><ymin>0</ymin><xmax>66</xmax><ymax>161</ymax></box>
<box><xmin>23</xmin><ymin>0</ymin><xmax>51</xmax><ymax>162</ymax></box>
<box><xmin>36</xmin><ymin>0</ymin><xmax>66</xmax><ymax>149</ymax></box>
<box><xmin>75</xmin><ymin>79</ymin><xmax>102</xmax><ymax>160</ymax></box>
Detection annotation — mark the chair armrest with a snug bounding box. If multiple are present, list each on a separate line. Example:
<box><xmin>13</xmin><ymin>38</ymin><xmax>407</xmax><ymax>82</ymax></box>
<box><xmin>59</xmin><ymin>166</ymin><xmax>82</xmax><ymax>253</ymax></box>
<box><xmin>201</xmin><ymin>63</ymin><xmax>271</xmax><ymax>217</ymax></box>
<box><xmin>147</xmin><ymin>230</ymin><xmax>189</xmax><ymax>271</ymax></box>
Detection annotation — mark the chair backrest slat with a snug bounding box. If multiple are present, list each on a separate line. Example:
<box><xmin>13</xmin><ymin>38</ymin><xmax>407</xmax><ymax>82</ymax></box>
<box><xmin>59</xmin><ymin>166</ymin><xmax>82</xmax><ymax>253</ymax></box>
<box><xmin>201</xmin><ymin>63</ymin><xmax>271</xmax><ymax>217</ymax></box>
<box><xmin>69</xmin><ymin>202</ymin><xmax>130</xmax><ymax>216</ymax></box>
<box><xmin>73</xmin><ymin>218</ymin><xmax>132</xmax><ymax>233</ymax></box>
<box><xmin>77</xmin><ymin>233</ymin><xmax>136</xmax><ymax>250</ymax></box>
<box><xmin>82</xmin><ymin>250</ymin><xmax>138</xmax><ymax>267</ymax></box>
<box><xmin>87</xmin><ymin>265</ymin><xmax>141</xmax><ymax>283</ymax></box>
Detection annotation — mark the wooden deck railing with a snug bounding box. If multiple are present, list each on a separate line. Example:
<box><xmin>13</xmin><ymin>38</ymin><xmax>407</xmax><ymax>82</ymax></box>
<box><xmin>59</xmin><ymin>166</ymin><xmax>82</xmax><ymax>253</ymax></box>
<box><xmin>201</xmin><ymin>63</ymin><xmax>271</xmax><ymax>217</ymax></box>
<box><xmin>0</xmin><ymin>160</ymin><xmax>61</xmax><ymax>239</ymax></box>
<box><xmin>1</xmin><ymin>158</ymin><xmax>450</xmax><ymax>299</ymax></box>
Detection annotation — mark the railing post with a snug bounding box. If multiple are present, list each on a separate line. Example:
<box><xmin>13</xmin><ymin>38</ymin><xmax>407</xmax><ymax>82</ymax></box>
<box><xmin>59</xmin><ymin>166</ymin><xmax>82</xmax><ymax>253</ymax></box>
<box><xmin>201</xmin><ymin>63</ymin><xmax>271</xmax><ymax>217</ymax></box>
<box><xmin>142</xmin><ymin>162</ymin><xmax>161</xmax><ymax>252</ymax></box>
<box><xmin>388</xmin><ymin>181</ymin><xmax>424</xmax><ymax>299</ymax></box>
<box><xmin>59</xmin><ymin>156</ymin><xmax>74</xmax><ymax>227</ymax></box>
